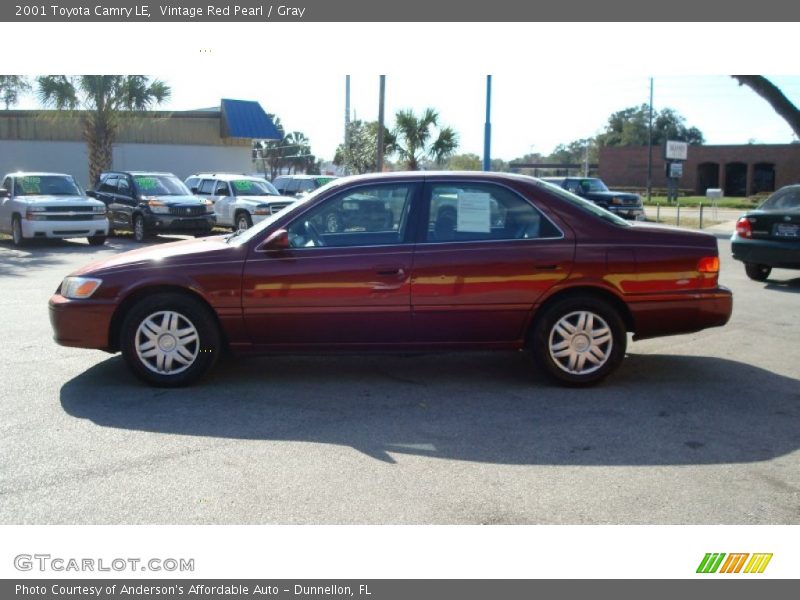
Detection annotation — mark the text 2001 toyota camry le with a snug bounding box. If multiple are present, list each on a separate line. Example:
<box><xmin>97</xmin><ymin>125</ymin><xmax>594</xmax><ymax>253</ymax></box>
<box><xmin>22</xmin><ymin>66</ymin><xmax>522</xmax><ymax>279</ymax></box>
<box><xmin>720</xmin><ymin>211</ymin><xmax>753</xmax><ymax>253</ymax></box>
<box><xmin>50</xmin><ymin>172</ymin><xmax>732</xmax><ymax>387</ymax></box>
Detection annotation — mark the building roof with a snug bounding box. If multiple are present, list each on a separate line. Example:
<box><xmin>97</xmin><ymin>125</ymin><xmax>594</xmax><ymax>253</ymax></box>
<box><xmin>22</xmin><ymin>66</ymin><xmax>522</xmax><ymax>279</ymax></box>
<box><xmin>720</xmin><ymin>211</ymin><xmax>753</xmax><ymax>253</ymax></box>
<box><xmin>220</xmin><ymin>99</ymin><xmax>282</xmax><ymax>140</ymax></box>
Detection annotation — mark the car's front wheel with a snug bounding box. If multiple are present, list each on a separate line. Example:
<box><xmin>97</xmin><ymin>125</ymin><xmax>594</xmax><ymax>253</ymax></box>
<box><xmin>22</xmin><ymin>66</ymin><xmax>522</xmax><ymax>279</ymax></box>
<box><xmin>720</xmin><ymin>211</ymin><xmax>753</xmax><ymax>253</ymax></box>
<box><xmin>11</xmin><ymin>215</ymin><xmax>27</xmax><ymax>247</ymax></box>
<box><xmin>87</xmin><ymin>235</ymin><xmax>106</xmax><ymax>246</ymax></box>
<box><xmin>133</xmin><ymin>214</ymin><xmax>148</xmax><ymax>243</ymax></box>
<box><xmin>235</xmin><ymin>211</ymin><xmax>253</xmax><ymax>231</ymax></box>
<box><xmin>120</xmin><ymin>293</ymin><xmax>221</xmax><ymax>386</ymax></box>
<box><xmin>531</xmin><ymin>296</ymin><xmax>626</xmax><ymax>386</ymax></box>
<box><xmin>744</xmin><ymin>262</ymin><xmax>771</xmax><ymax>281</ymax></box>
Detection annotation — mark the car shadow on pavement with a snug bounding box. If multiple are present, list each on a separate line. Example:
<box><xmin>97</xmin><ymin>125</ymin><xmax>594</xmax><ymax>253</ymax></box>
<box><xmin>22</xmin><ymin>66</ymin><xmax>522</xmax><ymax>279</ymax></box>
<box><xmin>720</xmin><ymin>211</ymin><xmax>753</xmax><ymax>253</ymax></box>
<box><xmin>59</xmin><ymin>352</ymin><xmax>800</xmax><ymax>467</ymax></box>
<box><xmin>764</xmin><ymin>277</ymin><xmax>800</xmax><ymax>293</ymax></box>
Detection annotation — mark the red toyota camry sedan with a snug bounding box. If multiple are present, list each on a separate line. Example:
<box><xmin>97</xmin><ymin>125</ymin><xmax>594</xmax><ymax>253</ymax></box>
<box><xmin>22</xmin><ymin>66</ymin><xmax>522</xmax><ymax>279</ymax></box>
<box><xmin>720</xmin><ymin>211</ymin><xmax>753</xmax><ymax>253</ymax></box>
<box><xmin>49</xmin><ymin>172</ymin><xmax>732</xmax><ymax>387</ymax></box>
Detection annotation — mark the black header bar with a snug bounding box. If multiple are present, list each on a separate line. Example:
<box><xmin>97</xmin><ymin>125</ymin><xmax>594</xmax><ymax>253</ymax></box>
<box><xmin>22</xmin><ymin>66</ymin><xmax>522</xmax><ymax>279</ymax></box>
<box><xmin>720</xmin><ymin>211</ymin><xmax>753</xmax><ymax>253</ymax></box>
<box><xmin>4</xmin><ymin>0</ymin><xmax>800</xmax><ymax>22</ymax></box>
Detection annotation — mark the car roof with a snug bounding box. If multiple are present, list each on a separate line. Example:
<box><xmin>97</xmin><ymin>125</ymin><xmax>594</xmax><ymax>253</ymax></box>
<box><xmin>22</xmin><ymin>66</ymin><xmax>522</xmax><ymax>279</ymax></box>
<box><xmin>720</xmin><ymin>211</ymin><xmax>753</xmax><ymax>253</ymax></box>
<box><xmin>102</xmin><ymin>171</ymin><xmax>178</xmax><ymax>176</ymax></box>
<box><xmin>274</xmin><ymin>174</ymin><xmax>335</xmax><ymax>179</ymax></box>
<box><xmin>5</xmin><ymin>171</ymin><xmax>74</xmax><ymax>177</ymax></box>
<box><xmin>188</xmin><ymin>173</ymin><xmax>268</xmax><ymax>181</ymax></box>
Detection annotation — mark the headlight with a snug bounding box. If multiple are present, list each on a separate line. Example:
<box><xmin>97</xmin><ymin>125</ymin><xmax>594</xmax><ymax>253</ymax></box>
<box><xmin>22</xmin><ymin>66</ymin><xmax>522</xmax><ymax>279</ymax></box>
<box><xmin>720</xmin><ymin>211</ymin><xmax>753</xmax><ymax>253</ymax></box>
<box><xmin>202</xmin><ymin>199</ymin><xmax>214</xmax><ymax>213</ymax></box>
<box><xmin>253</xmin><ymin>204</ymin><xmax>271</xmax><ymax>215</ymax></box>
<box><xmin>92</xmin><ymin>205</ymin><xmax>106</xmax><ymax>213</ymax></box>
<box><xmin>146</xmin><ymin>199</ymin><xmax>170</xmax><ymax>214</ymax></box>
<box><xmin>61</xmin><ymin>277</ymin><xmax>102</xmax><ymax>299</ymax></box>
<box><xmin>611</xmin><ymin>197</ymin><xmax>624</xmax><ymax>205</ymax></box>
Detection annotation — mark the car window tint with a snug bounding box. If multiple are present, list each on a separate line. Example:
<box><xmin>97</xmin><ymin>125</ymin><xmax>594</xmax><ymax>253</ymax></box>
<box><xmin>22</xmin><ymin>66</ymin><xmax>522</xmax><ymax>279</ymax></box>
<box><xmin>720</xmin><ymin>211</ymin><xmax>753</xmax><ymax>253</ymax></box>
<box><xmin>425</xmin><ymin>183</ymin><xmax>560</xmax><ymax>243</ymax></box>
<box><xmin>117</xmin><ymin>177</ymin><xmax>132</xmax><ymax>196</ymax></box>
<box><xmin>198</xmin><ymin>179</ymin><xmax>216</xmax><ymax>195</ymax></box>
<box><xmin>2</xmin><ymin>177</ymin><xmax>12</xmax><ymax>193</ymax></box>
<box><xmin>98</xmin><ymin>175</ymin><xmax>117</xmax><ymax>193</ymax></box>
<box><xmin>287</xmin><ymin>184</ymin><xmax>414</xmax><ymax>248</ymax></box>
<box><xmin>214</xmin><ymin>181</ymin><xmax>229</xmax><ymax>196</ymax></box>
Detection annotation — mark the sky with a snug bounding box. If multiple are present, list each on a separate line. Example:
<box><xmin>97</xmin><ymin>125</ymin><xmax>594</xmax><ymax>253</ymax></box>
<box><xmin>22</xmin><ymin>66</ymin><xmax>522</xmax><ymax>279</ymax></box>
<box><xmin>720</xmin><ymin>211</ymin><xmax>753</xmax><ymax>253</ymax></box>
<box><xmin>6</xmin><ymin>22</ymin><xmax>800</xmax><ymax>164</ymax></box>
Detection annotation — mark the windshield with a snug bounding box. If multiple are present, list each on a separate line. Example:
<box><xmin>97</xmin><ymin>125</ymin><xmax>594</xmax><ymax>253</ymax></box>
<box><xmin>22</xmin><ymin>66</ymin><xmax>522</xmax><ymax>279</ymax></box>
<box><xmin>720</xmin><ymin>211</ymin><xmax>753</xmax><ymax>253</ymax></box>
<box><xmin>536</xmin><ymin>179</ymin><xmax>631</xmax><ymax>227</ymax></box>
<box><xmin>232</xmin><ymin>179</ymin><xmax>279</xmax><ymax>196</ymax></box>
<box><xmin>578</xmin><ymin>178</ymin><xmax>609</xmax><ymax>193</ymax></box>
<box><xmin>133</xmin><ymin>174</ymin><xmax>191</xmax><ymax>196</ymax></box>
<box><xmin>228</xmin><ymin>178</ymin><xmax>344</xmax><ymax>246</ymax></box>
<box><xmin>15</xmin><ymin>175</ymin><xmax>82</xmax><ymax>196</ymax></box>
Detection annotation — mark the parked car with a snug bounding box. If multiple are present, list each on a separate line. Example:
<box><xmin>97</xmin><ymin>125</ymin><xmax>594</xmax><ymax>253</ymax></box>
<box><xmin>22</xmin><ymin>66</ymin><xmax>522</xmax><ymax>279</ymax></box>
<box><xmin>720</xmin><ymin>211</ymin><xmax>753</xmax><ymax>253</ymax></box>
<box><xmin>272</xmin><ymin>174</ymin><xmax>337</xmax><ymax>198</ymax></box>
<box><xmin>50</xmin><ymin>172</ymin><xmax>732</xmax><ymax>387</ymax></box>
<box><xmin>731</xmin><ymin>184</ymin><xmax>800</xmax><ymax>280</ymax></box>
<box><xmin>0</xmin><ymin>172</ymin><xmax>108</xmax><ymax>247</ymax></box>
<box><xmin>89</xmin><ymin>171</ymin><xmax>215</xmax><ymax>242</ymax></box>
<box><xmin>540</xmin><ymin>177</ymin><xmax>645</xmax><ymax>220</ymax></box>
<box><xmin>184</xmin><ymin>173</ymin><xmax>295</xmax><ymax>231</ymax></box>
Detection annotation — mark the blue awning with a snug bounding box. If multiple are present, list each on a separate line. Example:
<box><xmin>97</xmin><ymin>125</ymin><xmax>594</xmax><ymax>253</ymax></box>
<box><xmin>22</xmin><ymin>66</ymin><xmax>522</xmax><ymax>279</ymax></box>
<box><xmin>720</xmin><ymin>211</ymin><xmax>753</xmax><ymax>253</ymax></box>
<box><xmin>220</xmin><ymin>99</ymin><xmax>282</xmax><ymax>140</ymax></box>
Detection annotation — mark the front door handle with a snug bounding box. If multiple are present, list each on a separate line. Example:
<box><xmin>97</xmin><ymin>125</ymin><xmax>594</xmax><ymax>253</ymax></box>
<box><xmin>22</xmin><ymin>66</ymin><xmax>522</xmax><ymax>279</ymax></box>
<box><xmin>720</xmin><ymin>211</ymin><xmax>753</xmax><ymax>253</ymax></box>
<box><xmin>375</xmin><ymin>266</ymin><xmax>405</xmax><ymax>278</ymax></box>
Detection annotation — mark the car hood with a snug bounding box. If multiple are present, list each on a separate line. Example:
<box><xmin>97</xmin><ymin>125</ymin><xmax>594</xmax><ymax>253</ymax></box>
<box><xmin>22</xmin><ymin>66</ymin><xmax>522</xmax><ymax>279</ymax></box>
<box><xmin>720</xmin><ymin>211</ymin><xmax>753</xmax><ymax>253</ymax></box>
<box><xmin>17</xmin><ymin>195</ymin><xmax>104</xmax><ymax>206</ymax></box>
<box><xmin>236</xmin><ymin>195</ymin><xmax>290</xmax><ymax>203</ymax></box>
<box><xmin>73</xmin><ymin>235</ymin><xmax>239</xmax><ymax>275</ymax></box>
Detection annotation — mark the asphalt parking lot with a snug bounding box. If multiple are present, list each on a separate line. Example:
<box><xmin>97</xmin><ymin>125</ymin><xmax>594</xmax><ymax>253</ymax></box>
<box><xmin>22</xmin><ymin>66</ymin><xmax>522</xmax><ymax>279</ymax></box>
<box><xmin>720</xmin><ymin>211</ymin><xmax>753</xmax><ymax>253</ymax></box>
<box><xmin>0</xmin><ymin>231</ymin><xmax>798</xmax><ymax>524</ymax></box>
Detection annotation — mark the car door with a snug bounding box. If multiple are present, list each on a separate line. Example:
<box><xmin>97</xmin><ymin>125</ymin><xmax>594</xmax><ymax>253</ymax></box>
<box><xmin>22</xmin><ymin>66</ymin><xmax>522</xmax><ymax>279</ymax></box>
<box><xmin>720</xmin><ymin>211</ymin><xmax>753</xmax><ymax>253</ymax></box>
<box><xmin>113</xmin><ymin>175</ymin><xmax>139</xmax><ymax>228</ymax></box>
<box><xmin>241</xmin><ymin>181</ymin><xmax>420</xmax><ymax>347</ymax></box>
<box><xmin>410</xmin><ymin>180</ymin><xmax>574</xmax><ymax>344</ymax></box>
<box><xmin>214</xmin><ymin>180</ymin><xmax>235</xmax><ymax>223</ymax></box>
<box><xmin>94</xmin><ymin>175</ymin><xmax>118</xmax><ymax>222</ymax></box>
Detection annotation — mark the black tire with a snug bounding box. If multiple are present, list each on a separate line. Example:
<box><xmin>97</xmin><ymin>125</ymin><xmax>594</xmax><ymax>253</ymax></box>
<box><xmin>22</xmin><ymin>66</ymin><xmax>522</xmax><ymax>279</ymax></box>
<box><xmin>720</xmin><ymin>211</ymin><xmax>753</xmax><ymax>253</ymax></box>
<box><xmin>87</xmin><ymin>235</ymin><xmax>107</xmax><ymax>246</ymax></box>
<box><xmin>744</xmin><ymin>262</ymin><xmax>771</xmax><ymax>281</ymax></box>
<box><xmin>235</xmin><ymin>211</ymin><xmax>253</xmax><ymax>231</ymax></box>
<box><xmin>530</xmin><ymin>295</ymin><xmax>627</xmax><ymax>387</ymax></box>
<box><xmin>11</xmin><ymin>215</ymin><xmax>27</xmax><ymax>247</ymax></box>
<box><xmin>120</xmin><ymin>293</ymin><xmax>221</xmax><ymax>387</ymax></box>
<box><xmin>133</xmin><ymin>214</ymin><xmax>148</xmax><ymax>243</ymax></box>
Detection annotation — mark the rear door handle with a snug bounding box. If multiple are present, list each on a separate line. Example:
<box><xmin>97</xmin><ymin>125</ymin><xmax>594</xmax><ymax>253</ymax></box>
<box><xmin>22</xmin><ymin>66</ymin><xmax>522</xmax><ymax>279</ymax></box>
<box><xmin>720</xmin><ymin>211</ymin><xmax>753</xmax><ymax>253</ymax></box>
<box><xmin>534</xmin><ymin>264</ymin><xmax>559</xmax><ymax>270</ymax></box>
<box><xmin>375</xmin><ymin>267</ymin><xmax>405</xmax><ymax>278</ymax></box>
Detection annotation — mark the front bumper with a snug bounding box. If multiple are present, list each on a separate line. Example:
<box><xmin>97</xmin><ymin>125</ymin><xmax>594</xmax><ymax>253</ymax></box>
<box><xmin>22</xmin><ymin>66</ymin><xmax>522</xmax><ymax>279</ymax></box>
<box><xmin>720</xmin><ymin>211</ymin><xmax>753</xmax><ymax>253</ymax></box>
<box><xmin>21</xmin><ymin>218</ymin><xmax>109</xmax><ymax>240</ymax></box>
<box><xmin>609</xmin><ymin>207</ymin><xmax>646</xmax><ymax>221</ymax></box>
<box><xmin>143</xmin><ymin>213</ymin><xmax>216</xmax><ymax>234</ymax></box>
<box><xmin>49</xmin><ymin>294</ymin><xmax>116</xmax><ymax>351</ymax></box>
<box><xmin>731</xmin><ymin>235</ymin><xmax>800</xmax><ymax>269</ymax></box>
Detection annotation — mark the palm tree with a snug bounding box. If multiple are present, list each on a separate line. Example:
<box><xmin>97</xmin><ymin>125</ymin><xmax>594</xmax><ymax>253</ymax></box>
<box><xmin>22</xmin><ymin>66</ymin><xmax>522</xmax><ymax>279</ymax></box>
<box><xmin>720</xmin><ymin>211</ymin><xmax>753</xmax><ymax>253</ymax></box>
<box><xmin>394</xmin><ymin>108</ymin><xmax>458</xmax><ymax>170</ymax></box>
<box><xmin>37</xmin><ymin>76</ymin><xmax>171</xmax><ymax>184</ymax></box>
<box><xmin>0</xmin><ymin>76</ymin><xmax>31</xmax><ymax>110</ymax></box>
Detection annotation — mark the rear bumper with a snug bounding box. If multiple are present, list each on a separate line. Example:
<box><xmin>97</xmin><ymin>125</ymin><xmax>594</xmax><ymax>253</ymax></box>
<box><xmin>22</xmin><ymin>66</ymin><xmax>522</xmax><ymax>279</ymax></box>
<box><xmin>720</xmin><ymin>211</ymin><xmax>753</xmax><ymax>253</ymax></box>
<box><xmin>49</xmin><ymin>294</ymin><xmax>116</xmax><ymax>351</ymax></box>
<box><xmin>629</xmin><ymin>287</ymin><xmax>733</xmax><ymax>340</ymax></box>
<box><xmin>731</xmin><ymin>236</ymin><xmax>800</xmax><ymax>269</ymax></box>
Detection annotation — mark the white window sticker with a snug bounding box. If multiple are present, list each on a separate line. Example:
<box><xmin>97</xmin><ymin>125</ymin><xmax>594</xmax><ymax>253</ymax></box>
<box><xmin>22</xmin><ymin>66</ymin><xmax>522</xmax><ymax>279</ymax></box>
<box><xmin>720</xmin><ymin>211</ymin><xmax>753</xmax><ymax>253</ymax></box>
<box><xmin>456</xmin><ymin>192</ymin><xmax>492</xmax><ymax>233</ymax></box>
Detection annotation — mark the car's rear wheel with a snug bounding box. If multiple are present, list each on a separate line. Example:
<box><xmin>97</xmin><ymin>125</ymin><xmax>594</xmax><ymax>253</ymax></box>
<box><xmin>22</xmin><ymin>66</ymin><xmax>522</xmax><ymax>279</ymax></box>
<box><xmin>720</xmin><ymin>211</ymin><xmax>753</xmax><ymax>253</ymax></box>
<box><xmin>11</xmin><ymin>216</ymin><xmax>26</xmax><ymax>247</ymax></box>
<box><xmin>236</xmin><ymin>211</ymin><xmax>253</xmax><ymax>231</ymax></box>
<box><xmin>744</xmin><ymin>262</ymin><xmax>771</xmax><ymax>281</ymax></box>
<box><xmin>120</xmin><ymin>293</ymin><xmax>221</xmax><ymax>386</ymax></box>
<box><xmin>531</xmin><ymin>296</ymin><xmax>626</xmax><ymax>386</ymax></box>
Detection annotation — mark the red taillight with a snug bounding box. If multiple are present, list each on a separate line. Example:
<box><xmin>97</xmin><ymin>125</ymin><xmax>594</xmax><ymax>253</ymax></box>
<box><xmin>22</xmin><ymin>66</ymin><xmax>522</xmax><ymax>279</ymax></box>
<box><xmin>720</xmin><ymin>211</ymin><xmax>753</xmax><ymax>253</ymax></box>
<box><xmin>698</xmin><ymin>256</ymin><xmax>720</xmax><ymax>273</ymax></box>
<box><xmin>736</xmin><ymin>217</ymin><xmax>752</xmax><ymax>239</ymax></box>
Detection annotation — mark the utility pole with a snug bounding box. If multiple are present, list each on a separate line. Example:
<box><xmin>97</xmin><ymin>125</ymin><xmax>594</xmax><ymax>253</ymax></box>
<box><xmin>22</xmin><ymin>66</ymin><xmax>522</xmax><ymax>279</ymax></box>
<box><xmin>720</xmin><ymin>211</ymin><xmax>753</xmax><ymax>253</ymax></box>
<box><xmin>377</xmin><ymin>75</ymin><xmax>386</xmax><ymax>173</ymax></box>
<box><xmin>647</xmin><ymin>77</ymin><xmax>654</xmax><ymax>203</ymax></box>
<box><xmin>344</xmin><ymin>75</ymin><xmax>351</xmax><ymax>175</ymax></box>
<box><xmin>483</xmin><ymin>75</ymin><xmax>492</xmax><ymax>171</ymax></box>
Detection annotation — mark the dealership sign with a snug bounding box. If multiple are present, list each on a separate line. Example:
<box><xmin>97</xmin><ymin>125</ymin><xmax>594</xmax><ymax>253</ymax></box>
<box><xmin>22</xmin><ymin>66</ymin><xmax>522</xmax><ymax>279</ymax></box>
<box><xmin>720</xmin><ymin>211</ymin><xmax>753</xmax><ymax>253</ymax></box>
<box><xmin>665</xmin><ymin>140</ymin><xmax>689</xmax><ymax>161</ymax></box>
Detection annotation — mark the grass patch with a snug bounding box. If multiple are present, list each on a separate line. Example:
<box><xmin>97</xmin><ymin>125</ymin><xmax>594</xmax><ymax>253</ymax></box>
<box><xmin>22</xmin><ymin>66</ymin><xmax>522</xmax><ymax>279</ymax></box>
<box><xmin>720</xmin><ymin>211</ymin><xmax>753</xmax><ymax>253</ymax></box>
<box><xmin>642</xmin><ymin>196</ymin><xmax>758</xmax><ymax>209</ymax></box>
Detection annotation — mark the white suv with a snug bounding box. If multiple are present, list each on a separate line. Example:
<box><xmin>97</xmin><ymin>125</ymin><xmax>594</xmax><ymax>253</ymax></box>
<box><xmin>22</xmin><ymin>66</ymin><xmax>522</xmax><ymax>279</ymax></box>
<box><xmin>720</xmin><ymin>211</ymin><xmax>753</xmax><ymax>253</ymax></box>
<box><xmin>0</xmin><ymin>172</ymin><xmax>109</xmax><ymax>246</ymax></box>
<box><xmin>185</xmin><ymin>173</ymin><xmax>296</xmax><ymax>231</ymax></box>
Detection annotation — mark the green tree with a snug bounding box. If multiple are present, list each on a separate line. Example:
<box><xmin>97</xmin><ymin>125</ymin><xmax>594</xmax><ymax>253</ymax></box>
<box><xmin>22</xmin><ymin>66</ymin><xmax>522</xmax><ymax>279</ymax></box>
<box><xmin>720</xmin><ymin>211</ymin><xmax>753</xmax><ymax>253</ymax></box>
<box><xmin>0</xmin><ymin>76</ymin><xmax>31</xmax><ymax>110</ymax></box>
<box><xmin>36</xmin><ymin>76</ymin><xmax>170</xmax><ymax>184</ymax></box>
<box><xmin>446</xmin><ymin>153</ymin><xmax>481</xmax><ymax>171</ymax></box>
<box><xmin>333</xmin><ymin>120</ymin><xmax>396</xmax><ymax>174</ymax></box>
<box><xmin>393</xmin><ymin>108</ymin><xmax>458</xmax><ymax>170</ymax></box>
<box><xmin>596</xmin><ymin>104</ymin><xmax>704</xmax><ymax>147</ymax></box>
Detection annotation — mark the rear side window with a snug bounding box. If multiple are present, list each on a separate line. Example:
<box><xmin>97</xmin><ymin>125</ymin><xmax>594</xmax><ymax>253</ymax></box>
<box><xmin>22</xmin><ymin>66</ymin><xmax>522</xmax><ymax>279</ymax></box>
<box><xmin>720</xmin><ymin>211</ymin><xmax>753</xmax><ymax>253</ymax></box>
<box><xmin>425</xmin><ymin>182</ymin><xmax>561</xmax><ymax>243</ymax></box>
<box><xmin>98</xmin><ymin>175</ymin><xmax>118</xmax><ymax>193</ymax></box>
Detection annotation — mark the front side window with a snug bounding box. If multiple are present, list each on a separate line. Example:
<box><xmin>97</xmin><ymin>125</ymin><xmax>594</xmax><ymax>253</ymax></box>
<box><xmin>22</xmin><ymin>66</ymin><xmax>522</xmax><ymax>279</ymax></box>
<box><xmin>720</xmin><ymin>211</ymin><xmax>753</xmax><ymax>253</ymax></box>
<box><xmin>287</xmin><ymin>184</ymin><xmax>414</xmax><ymax>248</ymax></box>
<box><xmin>425</xmin><ymin>183</ymin><xmax>561</xmax><ymax>243</ymax></box>
<box><xmin>117</xmin><ymin>177</ymin><xmax>132</xmax><ymax>196</ymax></box>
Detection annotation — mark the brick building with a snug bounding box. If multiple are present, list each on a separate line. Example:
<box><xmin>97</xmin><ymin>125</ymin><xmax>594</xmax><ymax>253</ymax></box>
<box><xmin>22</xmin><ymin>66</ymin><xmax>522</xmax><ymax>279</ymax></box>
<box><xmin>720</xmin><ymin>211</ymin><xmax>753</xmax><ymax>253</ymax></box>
<box><xmin>598</xmin><ymin>144</ymin><xmax>800</xmax><ymax>197</ymax></box>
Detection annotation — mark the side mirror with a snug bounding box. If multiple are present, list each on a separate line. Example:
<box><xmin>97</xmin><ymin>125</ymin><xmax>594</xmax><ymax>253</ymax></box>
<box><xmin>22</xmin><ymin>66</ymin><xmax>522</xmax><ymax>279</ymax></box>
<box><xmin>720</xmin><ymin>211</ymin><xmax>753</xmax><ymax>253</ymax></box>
<box><xmin>0</xmin><ymin>188</ymin><xmax>9</xmax><ymax>198</ymax></box>
<box><xmin>260</xmin><ymin>228</ymin><xmax>290</xmax><ymax>251</ymax></box>
<box><xmin>86</xmin><ymin>190</ymin><xmax>97</xmax><ymax>198</ymax></box>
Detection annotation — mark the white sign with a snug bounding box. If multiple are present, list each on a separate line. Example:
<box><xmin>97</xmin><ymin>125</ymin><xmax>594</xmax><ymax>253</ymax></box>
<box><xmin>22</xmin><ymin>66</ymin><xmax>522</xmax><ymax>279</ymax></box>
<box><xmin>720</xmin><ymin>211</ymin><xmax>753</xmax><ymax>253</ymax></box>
<box><xmin>665</xmin><ymin>140</ymin><xmax>688</xmax><ymax>160</ymax></box>
<box><xmin>456</xmin><ymin>193</ymin><xmax>492</xmax><ymax>233</ymax></box>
